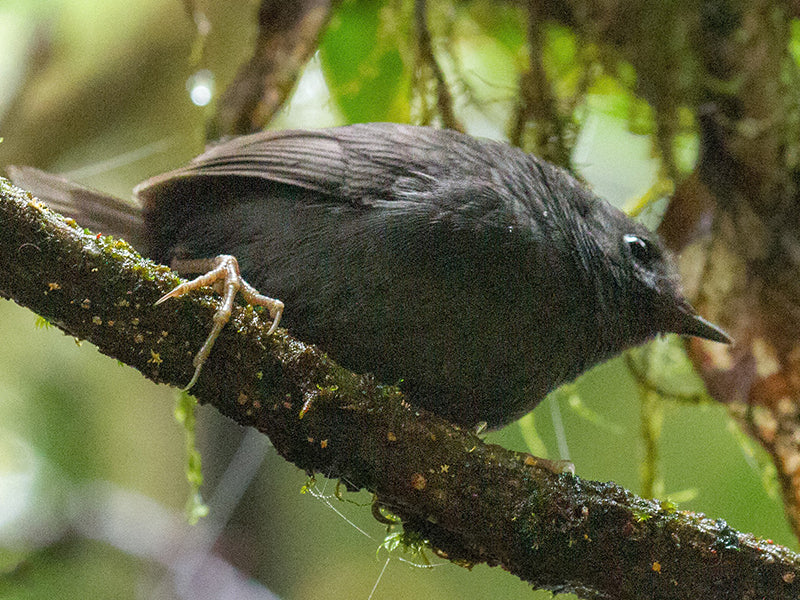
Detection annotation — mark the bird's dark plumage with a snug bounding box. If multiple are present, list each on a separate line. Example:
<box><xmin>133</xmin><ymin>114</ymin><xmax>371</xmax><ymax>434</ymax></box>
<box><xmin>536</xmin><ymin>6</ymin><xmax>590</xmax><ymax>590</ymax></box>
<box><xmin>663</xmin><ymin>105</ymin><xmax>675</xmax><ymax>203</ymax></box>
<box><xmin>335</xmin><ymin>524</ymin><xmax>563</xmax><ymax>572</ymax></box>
<box><xmin>7</xmin><ymin>123</ymin><xmax>730</xmax><ymax>428</ymax></box>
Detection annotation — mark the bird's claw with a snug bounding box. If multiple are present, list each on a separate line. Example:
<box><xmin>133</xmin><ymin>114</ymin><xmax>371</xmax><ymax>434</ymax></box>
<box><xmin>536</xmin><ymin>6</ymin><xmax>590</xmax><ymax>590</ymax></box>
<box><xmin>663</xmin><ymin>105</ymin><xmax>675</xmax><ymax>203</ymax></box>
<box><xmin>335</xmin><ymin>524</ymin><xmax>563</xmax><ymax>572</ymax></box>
<box><xmin>156</xmin><ymin>254</ymin><xmax>284</xmax><ymax>390</ymax></box>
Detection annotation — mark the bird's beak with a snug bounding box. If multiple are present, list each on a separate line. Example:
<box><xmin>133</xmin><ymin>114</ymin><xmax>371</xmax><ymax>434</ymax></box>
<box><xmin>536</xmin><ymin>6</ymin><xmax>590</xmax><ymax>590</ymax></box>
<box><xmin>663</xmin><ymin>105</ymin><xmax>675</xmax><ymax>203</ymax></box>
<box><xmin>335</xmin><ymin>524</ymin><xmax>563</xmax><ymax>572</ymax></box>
<box><xmin>674</xmin><ymin>300</ymin><xmax>732</xmax><ymax>344</ymax></box>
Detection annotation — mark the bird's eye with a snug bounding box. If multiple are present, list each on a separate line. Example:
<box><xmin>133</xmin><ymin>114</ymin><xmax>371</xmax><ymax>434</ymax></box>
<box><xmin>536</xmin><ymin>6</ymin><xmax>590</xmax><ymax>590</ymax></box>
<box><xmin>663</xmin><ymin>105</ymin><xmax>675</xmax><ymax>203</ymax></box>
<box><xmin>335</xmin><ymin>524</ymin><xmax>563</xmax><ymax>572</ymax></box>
<box><xmin>623</xmin><ymin>234</ymin><xmax>657</xmax><ymax>266</ymax></box>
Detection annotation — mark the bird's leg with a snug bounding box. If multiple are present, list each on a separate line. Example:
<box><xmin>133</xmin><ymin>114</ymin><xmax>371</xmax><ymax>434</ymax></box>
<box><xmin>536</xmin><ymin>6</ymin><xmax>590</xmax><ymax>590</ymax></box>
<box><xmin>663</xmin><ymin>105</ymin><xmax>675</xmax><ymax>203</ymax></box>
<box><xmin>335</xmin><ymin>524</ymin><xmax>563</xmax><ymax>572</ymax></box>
<box><xmin>156</xmin><ymin>255</ymin><xmax>284</xmax><ymax>390</ymax></box>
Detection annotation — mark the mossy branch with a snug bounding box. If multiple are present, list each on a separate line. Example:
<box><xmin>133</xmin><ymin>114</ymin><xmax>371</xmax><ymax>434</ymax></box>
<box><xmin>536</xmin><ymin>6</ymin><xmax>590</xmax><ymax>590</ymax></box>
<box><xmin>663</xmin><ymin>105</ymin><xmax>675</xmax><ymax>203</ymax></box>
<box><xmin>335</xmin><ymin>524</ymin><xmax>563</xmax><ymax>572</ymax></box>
<box><xmin>1</xmin><ymin>176</ymin><xmax>798</xmax><ymax>599</ymax></box>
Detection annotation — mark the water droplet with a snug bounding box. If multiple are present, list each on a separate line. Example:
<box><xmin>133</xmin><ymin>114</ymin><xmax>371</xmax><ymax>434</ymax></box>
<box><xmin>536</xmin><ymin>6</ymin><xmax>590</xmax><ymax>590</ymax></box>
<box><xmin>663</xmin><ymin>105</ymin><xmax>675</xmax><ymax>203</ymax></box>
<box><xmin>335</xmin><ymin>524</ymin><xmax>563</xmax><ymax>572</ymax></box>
<box><xmin>186</xmin><ymin>69</ymin><xmax>214</xmax><ymax>107</ymax></box>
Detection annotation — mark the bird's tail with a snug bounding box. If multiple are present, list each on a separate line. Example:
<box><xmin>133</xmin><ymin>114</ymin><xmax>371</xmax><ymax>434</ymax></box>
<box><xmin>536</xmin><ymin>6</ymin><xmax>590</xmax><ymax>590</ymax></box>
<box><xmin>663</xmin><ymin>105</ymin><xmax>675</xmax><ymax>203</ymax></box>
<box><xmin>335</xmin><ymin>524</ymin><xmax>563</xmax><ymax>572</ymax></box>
<box><xmin>6</xmin><ymin>165</ymin><xmax>145</xmax><ymax>248</ymax></box>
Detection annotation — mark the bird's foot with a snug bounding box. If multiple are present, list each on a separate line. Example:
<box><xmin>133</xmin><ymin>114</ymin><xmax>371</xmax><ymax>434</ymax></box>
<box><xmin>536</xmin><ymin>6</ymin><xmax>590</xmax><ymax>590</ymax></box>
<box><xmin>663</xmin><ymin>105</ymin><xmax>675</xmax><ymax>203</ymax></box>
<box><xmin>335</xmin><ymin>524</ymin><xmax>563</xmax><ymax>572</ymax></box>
<box><xmin>156</xmin><ymin>255</ymin><xmax>284</xmax><ymax>390</ymax></box>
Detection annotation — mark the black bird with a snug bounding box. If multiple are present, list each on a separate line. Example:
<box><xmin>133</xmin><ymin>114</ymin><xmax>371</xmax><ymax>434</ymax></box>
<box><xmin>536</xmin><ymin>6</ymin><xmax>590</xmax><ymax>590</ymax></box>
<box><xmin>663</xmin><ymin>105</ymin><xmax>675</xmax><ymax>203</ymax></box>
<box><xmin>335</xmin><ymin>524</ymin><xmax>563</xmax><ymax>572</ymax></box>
<box><xmin>7</xmin><ymin>123</ymin><xmax>730</xmax><ymax>429</ymax></box>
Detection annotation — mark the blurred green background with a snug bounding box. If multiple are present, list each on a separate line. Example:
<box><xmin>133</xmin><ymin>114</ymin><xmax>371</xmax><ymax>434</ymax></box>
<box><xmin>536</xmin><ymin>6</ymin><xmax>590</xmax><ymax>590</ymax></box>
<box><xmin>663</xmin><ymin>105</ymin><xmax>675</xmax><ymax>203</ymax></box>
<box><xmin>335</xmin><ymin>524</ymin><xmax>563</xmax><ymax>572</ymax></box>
<box><xmin>0</xmin><ymin>1</ymin><xmax>793</xmax><ymax>599</ymax></box>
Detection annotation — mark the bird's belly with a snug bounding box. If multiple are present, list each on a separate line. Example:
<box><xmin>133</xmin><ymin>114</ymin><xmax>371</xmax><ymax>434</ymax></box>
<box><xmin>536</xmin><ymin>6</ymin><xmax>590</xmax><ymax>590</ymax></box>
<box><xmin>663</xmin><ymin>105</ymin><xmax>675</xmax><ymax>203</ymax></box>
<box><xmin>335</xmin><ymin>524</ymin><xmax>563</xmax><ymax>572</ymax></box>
<box><xmin>154</xmin><ymin>192</ymin><xmax>560</xmax><ymax>427</ymax></box>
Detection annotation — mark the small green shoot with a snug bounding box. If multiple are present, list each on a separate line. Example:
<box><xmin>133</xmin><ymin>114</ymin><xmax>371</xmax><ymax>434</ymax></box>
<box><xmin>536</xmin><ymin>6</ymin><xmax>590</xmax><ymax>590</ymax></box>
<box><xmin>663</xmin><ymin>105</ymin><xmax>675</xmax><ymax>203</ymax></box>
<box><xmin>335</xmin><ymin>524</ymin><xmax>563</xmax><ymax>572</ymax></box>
<box><xmin>378</xmin><ymin>530</ymin><xmax>431</xmax><ymax>565</ymax></box>
<box><xmin>34</xmin><ymin>315</ymin><xmax>53</xmax><ymax>330</ymax></box>
<box><xmin>632</xmin><ymin>509</ymin><xmax>652</xmax><ymax>523</ymax></box>
<box><xmin>300</xmin><ymin>476</ymin><xmax>317</xmax><ymax>495</ymax></box>
<box><xmin>175</xmin><ymin>390</ymin><xmax>208</xmax><ymax>524</ymax></box>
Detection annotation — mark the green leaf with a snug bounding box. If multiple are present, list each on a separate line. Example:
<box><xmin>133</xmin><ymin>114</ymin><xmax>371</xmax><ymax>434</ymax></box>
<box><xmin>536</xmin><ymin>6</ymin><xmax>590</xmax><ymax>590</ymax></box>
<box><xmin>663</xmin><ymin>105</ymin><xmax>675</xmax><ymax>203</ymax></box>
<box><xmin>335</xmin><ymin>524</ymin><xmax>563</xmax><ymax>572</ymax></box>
<box><xmin>320</xmin><ymin>1</ymin><xmax>411</xmax><ymax>123</ymax></box>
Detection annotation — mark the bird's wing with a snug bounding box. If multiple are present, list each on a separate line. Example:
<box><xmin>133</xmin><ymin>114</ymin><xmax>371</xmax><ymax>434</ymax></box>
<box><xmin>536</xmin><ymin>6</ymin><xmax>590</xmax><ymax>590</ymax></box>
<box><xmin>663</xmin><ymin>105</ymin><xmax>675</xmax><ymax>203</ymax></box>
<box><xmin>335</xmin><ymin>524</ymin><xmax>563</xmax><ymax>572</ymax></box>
<box><xmin>134</xmin><ymin>123</ymin><xmax>504</xmax><ymax>206</ymax></box>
